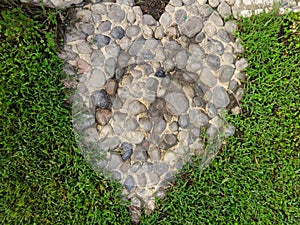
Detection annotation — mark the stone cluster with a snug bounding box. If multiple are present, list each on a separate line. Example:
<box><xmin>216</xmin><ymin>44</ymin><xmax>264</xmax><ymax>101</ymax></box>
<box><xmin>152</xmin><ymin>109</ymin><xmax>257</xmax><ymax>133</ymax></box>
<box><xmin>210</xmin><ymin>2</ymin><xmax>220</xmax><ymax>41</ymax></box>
<box><xmin>69</xmin><ymin>1</ymin><xmax>243</xmax><ymax>215</ymax></box>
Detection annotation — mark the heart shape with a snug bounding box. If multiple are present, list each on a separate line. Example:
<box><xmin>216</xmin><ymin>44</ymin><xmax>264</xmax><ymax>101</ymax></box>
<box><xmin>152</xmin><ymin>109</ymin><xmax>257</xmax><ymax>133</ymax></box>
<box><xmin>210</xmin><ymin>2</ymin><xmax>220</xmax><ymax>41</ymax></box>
<box><xmin>60</xmin><ymin>0</ymin><xmax>244</xmax><ymax>220</ymax></box>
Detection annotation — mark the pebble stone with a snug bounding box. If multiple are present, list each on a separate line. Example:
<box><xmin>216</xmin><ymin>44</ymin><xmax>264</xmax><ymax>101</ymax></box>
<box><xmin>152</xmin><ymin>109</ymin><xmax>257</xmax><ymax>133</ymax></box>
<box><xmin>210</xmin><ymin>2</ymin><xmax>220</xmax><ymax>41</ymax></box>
<box><xmin>34</xmin><ymin>0</ymin><xmax>299</xmax><ymax>220</ymax></box>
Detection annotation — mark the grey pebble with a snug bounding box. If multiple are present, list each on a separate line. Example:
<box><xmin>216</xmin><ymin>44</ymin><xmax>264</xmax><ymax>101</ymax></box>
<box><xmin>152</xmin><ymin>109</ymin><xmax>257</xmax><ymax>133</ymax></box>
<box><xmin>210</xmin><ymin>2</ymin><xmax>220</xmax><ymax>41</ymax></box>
<box><xmin>180</xmin><ymin>16</ymin><xmax>204</xmax><ymax>38</ymax></box>
<box><xmin>97</xmin><ymin>21</ymin><xmax>112</xmax><ymax>33</ymax></box>
<box><xmin>93</xmin><ymin>34</ymin><xmax>110</xmax><ymax>48</ymax></box>
<box><xmin>165</xmin><ymin>92</ymin><xmax>189</xmax><ymax>116</ymax></box>
<box><xmin>206</xmin><ymin>38</ymin><xmax>224</xmax><ymax>55</ymax></box>
<box><xmin>154</xmin><ymin>162</ymin><xmax>169</xmax><ymax>176</ymax></box>
<box><xmin>219</xmin><ymin>65</ymin><xmax>235</xmax><ymax>82</ymax></box>
<box><xmin>124</xmin><ymin>175</ymin><xmax>135</xmax><ymax>192</ymax></box>
<box><xmin>206</xmin><ymin>54</ymin><xmax>221</xmax><ymax>71</ymax></box>
<box><xmin>200</xmin><ymin>68</ymin><xmax>217</xmax><ymax>88</ymax></box>
<box><xmin>121</xmin><ymin>142</ymin><xmax>133</xmax><ymax>160</ymax></box>
<box><xmin>178</xmin><ymin>114</ymin><xmax>190</xmax><ymax>128</ymax></box>
<box><xmin>108</xmin><ymin>4</ymin><xmax>125</xmax><ymax>22</ymax></box>
<box><xmin>212</xmin><ymin>86</ymin><xmax>230</xmax><ymax>108</ymax></box>
<box><xmin>91</xmin><ymin>90</ymin><xmax>110</xmax><ymax>108</ymax></box>
<box><xmin>110</xmin><ymin>26</ymin><xmax>125</xmax><ymax>39</ymax></box>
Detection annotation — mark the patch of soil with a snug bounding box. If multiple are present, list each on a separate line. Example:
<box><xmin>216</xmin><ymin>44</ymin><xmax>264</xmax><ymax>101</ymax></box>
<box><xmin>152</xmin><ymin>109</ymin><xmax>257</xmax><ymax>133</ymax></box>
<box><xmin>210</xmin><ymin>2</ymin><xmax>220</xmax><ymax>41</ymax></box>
<box><xmin>136</xmin><ymin>0</ymin><xmax>170</xmax><ymax>21</ymax></box>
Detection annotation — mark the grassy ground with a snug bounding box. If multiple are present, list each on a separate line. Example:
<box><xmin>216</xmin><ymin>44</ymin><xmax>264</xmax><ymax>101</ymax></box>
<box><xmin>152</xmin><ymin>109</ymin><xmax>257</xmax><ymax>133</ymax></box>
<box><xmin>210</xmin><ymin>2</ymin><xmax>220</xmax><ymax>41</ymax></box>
<box><xmin>1</xmin><ymin>3</ymin><xmax>299</xmax><ymax>225</ymax></box>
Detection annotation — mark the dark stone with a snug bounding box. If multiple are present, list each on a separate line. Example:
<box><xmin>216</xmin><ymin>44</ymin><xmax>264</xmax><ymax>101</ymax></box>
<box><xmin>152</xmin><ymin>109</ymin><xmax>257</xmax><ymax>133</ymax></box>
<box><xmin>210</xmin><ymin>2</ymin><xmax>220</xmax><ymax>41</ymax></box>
<box><xmin>121</xmin><ymin>142</ymin><xmax>133</xmax><ymax>160</ymax></box>
<box><xmin>110</xmin><ymin>26</ymin><xmax>125</xmax><ymax>39</ymax></box>
<box><xmin>93</xmin><ymin>34</ymin><xmax>110</xmax><ymax>48</ymax></box>
<box><xmin>124</xmin><ymin>175</ymin><xmax>135</xmax><ymax>191</ymax></box>
<box><xmin>91</xmin><ymin>90</ymin><xmax>110</xmax><ymax>108</ymax></box>
<box><xmin>154</xmin><ymin>69</ymin><xmax>166</xmax><ymax>78</ymax></box>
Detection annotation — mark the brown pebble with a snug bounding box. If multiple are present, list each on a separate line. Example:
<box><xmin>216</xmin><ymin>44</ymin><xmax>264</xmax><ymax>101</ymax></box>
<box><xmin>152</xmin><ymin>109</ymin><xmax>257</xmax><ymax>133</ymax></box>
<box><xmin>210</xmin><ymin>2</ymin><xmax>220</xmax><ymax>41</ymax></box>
<box><xmin>95</xmin><ymin>109</ymin><xmax>111</xmax><ymax>126</ymax></box>
<box><xmin>106</xmin><ymin>79</ymin><xmax>118</xmax><ymax>96</ymax></box>
<box><xmin>77</xmin><ymin>59</ymin><xmax>91</xmax><ymax>73</ymax></box>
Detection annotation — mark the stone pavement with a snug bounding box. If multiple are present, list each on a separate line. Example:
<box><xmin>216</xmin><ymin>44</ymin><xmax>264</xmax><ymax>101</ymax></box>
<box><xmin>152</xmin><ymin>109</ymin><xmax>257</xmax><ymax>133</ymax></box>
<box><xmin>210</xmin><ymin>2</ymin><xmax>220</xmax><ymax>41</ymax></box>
<box><xmin>20</xmin><ymin>0</ymin><xmax>300</xmax><ymax>222</ymax></box>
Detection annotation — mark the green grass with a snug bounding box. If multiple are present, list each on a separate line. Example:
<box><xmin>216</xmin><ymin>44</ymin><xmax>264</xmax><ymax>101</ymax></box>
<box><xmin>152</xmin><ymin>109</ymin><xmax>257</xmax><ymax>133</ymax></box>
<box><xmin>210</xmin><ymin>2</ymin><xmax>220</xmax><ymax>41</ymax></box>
<box><xmin>1</xmin><ymin>4</ymin><xmax>299</xmax><ymax>225</ymax></box>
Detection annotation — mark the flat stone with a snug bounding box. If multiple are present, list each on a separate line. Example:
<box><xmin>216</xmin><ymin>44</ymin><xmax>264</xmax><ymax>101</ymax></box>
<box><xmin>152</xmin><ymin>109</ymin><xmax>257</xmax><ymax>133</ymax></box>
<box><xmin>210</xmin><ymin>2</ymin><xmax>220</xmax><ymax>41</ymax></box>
<box><xmin>126</xmin><ymin>25</ymin><xmax>141</xmax><ymax>38</ymax></box>
<box><xmin>168</xmin><ymin>121</ymin><xmax>178</xmax><ymax>132</ymax></box>
<box><xmin>73</xmin><ymin>110</ymin><xmax>95</xmax><ymax>131</ymax></box>
<box><xmin>121</xmin><ymin>142</ymin><xmax>133</xmax><ymax>160</ymax></box>
<box><xmin>125</xmin><ymin>116</ymin><xmax>139</xmax><ymax>131</ymax></box>
<box><xmin>208</xmin><ymin>0</ymin><xmax>220</xmax><ymax>8</ymax></box>
<box><xmin>206</xmin><ymin>54</ymin><xmax>221</xmax><ymax>71</ymax></box>
<box><xmin>128</xmin><ymin>100</ymin><xmax>147</xmax><ymax>115</ymax></box>
<box><xmin>189</xmin><ymin>44</ymin><xmax>205</xmax><ymax>59</ymax></box>
<box><xmin>189</xmin><ymin>109</ymin><xmax>209</xmax><ymax>127</ymax></box>
<box><xmin>128</xmin><ymin>38</ymin><xmax>145</xmax><ymax>56</ymax></box>
<box><xmin>104</xmin><ymin>57</ymin><xmax>116</xmax><ymax>79</ymax></box>
<box><xmin>143</xmin><ymin>14</ymin><xmax>157</xmax><ymax>26</ymax></box>
<box><xmin>148</xmin><ymin>148</ymin><xmax>161</xmax><ymax>162</ymax></box>
<box><xmin>154</xmin><ymin>162</ymin><xmax>169</xmax><ymax>176</ymax></box>
<box><xmin>141</xmin><ymin>49</ymin><xmax>155</xmax><ymax>60</ymax></box>
<box><xmin>65</xmin><ymin>27</ymin><xmax>86</xmax><ymax>42</ymax></box>
<box><xmin>108</xmin><ymin>154</ymin><xmax>123</xmax><ymax>170</ymax></box>
<box><xmin>163</xmin><ymin>134</ymin><xmax>177</xmax><ymax>147</ymax></box>
<box><xmin>219</xmin><ymin>65</ymin><xmax>235</xmax><ymax>82</ymax></box>
<box><xmin>76</xmin><ymin>41</ymin><xmax>92</xmax><ymax>54</ymax></box>
<box><xmin>112</xmin><ymin>111</ymin><xmax>127</xmax><ymax>124</ymax></box>
<box><xmin>76</xmin><ymin>9</ymin><xmax>92</xmax><ymax>23</ymax></box>
<box><xmin>112</xmin><ymin>170</ymin><xmax>122</xmax><ymax>181</ymax></box>
<box><xmin>88</xmin><ymin>69</ymin><xmax>106</xmax><ymax>90</ymax></box>
<box><xmin>221</xmin><ymin>52</ymin><xmax>234</xmax><ymax>64</ymax></box>
<box><xmin>107</xmin><ymin>4</ymin><xmax>125</xmax><ymax>22</ymax></box>
<box><xmin>212</xmin><ymin>86</ymin><xmax>230</xmax><ymax>108</ymax></box>
<box><xmin>208</xmin><ymin>11</ymin><xmax>224</xmax><ymax>27</ymax></box>
<box><xmin>178</xmin><ymin>114</ymin><xmax>190</xmax><ymax>128</ymax></box>
<box><xmin>183</xmin><ymin>0</ymin><xmax>195</xmax><ymax>4</ymax></box>
<box><xmin>153</xmin><ymin>118</ymin><xmax>167</xmax><ymax>133</ymax></box>
<box><xmin>206</xmin><ymin>103</ymin><xmax>217</xmax><ymax>118</ymax></box>
<box><xmin>137</xmin><ymin>173</ymin><xmax>147</xmax><ymax>187</ymax></box>
<box><xmin>91</xmin><ymin>90</ymin><xmax>109</xmax><ymax>109</ymax></box>
<box><xmin>235</xmin><ymin>58</ymin><xmax>248</xmax><ymax>71</ymax></box>
<box><xmin>203</xmin><ymin>21</ymin><xmax>217</xmax><ymax>37</ymax></box>
<box><xmin>175</xmin><ymin>50</ymin><xmax>188</xmax><ymax>69</ymax></box>
<box><xmin>217</xmin><ymin>2</ymin><xmax>232</xmax><ymax>19</ymax></box>
<box><xmin>131</xmin><ymin>145</ymin><xmax>148</xmax><ymax>162</ymax></box>
<box><xmin>78</xmin><ymin>23</ymin><xmax>94</xmax><ymax>35</ymax></box>
<box><xmin>195</xmin><ymin>32</ymin><xmax>206</xmax><ymax>43</ymax></box>
<box><xmin>217</xmin><ymin>29</ymin><xmax>231</xmax><ymax>42</ymax></box>
<box><xmin>225</xmin><ymin>20</ymin><xmax>237</xmax><ymax>33</ymax></box>
<box><xmin>146</xmin><ymin>172</ymin><xmax>159</xmax><ymax>185</ymax></box>
<box><xmin>170</xmin><ymin>0</ymin><xmax>183</xmax><ymax>7</ymax></box>
<box><xmin>95</xmin><ymin>109</ymin><xmax>111</xmax><ymax>126</ymax></box>
<box><xmin>124</xmin><ymin>175</ymin><xmax>135</xmax><ymax>192</ymax></box>
<box><xmin>91</xmin><ymin>50</ymin><xmax>105</xmax><ymax>67</ymax></box>
<box><xmin>93</xmin><ymin>34</ymin><xmax>110</xmax><ymax>48</ymax></box>
<box><xmin>97</xmin><ymin>21</ymin><xmax>112</xmax><ymax>33</ymax></box>
<box><xmin>139</xmin><ymin>117</ymin><xmax>152</xmax><ymax>132</ymax></box>
<box><xmin>165</xmin><ymin>92</ymin><xmax>189</xmax><ymax>116</ymax></box>
<box><xmin>124</xmin><ymin>131</ymin><xmax>144</xmax><ymax>144</ymax></box>
<box><xmin>99</xmin><ymin>136</ymin><xmax>121</xmax><ymax>151</ymax></box>
<box><xmin>200</xmin><ymin>68</ymin><xmax>217</xmax><ymax>88</ymax></box>
<box><xmin>179</xmin><ymin>16</ymin><xmax>204</xmax><ymax>38</ymax></box>
<box><xmin>206</xmin><ymin>38</ymin><xmax>224</xmax><ymax>55</ymax></box>
<box><xmin>145</xmin><ymin>77</ymin><xmax>159</xmax><ymax>91</ymax></box>
<box><xmin>110</xmin><ymin>26</ymin><xmax>125</xmax><ymax>39</ymax></box>
<box><xmin>174</xmin><ymin>9</ymin><xmax>187</xmax><ymax>25</ymax></box>
<box><xmin>199</xmin><ymin>4</ymin><xmax>214</xmax><ymax>17</ymax></box>
<box><xmin>118</xmin><ymin>52</ymin><xmax>131</xmax><ymax>67</ymax></box>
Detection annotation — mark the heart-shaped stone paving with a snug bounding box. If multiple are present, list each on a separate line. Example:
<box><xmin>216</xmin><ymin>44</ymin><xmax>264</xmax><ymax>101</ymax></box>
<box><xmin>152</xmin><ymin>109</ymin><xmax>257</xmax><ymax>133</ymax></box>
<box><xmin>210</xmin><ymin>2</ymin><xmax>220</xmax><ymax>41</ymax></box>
<box><xmin>70</xmin><ymin>0</ymin><xmax>241</xmax><ymax>217</ymax></box>
<box><xmin>21</xmin><ymin>0</ymin><xmax>300</xmax><ymax>222</ymax></box>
